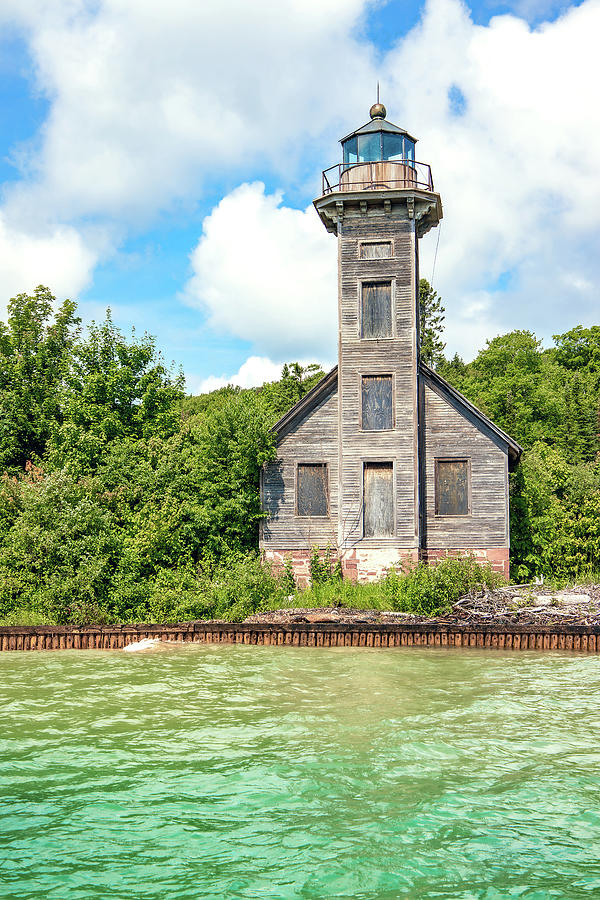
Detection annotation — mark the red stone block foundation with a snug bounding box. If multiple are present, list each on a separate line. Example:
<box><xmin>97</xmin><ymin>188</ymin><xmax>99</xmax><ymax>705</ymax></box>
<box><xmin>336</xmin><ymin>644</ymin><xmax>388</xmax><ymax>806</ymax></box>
<box><xmin>420</xmin><ymin>548</ymin><xmax>510</xmax><ymax>579</ymax></box>
<box><xmin>264</xmin><ymin>546</ymin><xmax>510</xmax><ymax>584</ymax></box>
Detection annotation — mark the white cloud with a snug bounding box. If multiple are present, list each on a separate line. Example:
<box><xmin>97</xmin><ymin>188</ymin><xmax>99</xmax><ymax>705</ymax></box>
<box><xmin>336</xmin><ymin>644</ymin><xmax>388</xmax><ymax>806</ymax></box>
<box><xmin>189</xmin><ymin>356</ymin><xmax>287</xmax><ymax>394</ymax></box>
<box><xmin>503</xmin><ymin>0</ymin><xmax>572</xmax><ymax>19</ymax></box>
<box><xmin>1</xmin><ymin>0</ymin><xmax>375</xmax><ymax>225</ymax></box>
<box><xmin>1</xmin><ymin>0</ymin><xmax>599</xmax><ymax>363</ymax></box>
<box><xmin>0</xmin><ymin>0</ymin><xmax>374</xmax><ymax>311</ymax></box>
<box><xmin>184</xmin><ymin>182</ymin><xmax>338</xmax><ymax>361</ymax></box>
<box><xmin>0</xmin><ymin>213</ymin><xmax>96</xmax><ymax>308</ymax></box>
<box><xmin>382</xmin><ymin>0</ymin><xmax>600</xmax><ymax>355</ymax></box>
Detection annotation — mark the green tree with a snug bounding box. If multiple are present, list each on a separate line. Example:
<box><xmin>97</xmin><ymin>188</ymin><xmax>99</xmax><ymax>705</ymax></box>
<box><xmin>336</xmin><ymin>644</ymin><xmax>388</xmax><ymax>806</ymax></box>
<box><xmin>553</xmin><ymin>325</ymin><xmax>600</xmax><ymax>373</ymax></box>
<box><xmin>0</xmin><ymin>286</ymin><xmax>80</xmax><ymax>471</ymax></box>
<box><xmin>0</xmin><ymin>467</ymin><xmax>120</xmax><ymax>623</ymax></box>
<box><xmin>552</xmin><ymin>325</ymin><xmax>600</xmax><ymax>462</ymax></box>
<box><xmin>509</xmin><ymin>443</ymin><xmax>600</xmax><ymax>580</ymax></box>
<box><xmin>48</xmin><ymin>311</ymin><xmax>185</xmax><ymax>473</ymax></box>
<box><xmin>270</xmin><ymin>362</ymin><xmax>325</xmax><ymax>413</ymax></box>
<box><xmin>437</xmin><ymin>352</ymin><xmax>466</xmax><ymax>381</ymax></box>
<box><xmin>444</xmin><ymin>331</ymin><xmax>565</xmax><ymax>449</ymax></box>
<box><xmin>419</xmin><ymin>278</ymin><xmax>446</xmax><ymax>368</ymax></box>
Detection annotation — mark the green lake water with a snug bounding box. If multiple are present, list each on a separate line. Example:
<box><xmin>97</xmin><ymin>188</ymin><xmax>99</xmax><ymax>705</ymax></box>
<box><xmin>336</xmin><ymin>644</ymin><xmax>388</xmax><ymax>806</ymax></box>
<box><xmin>1</xmin><ymin>646</ymin><xmax>600</xmax><ymax>900</ymax></box>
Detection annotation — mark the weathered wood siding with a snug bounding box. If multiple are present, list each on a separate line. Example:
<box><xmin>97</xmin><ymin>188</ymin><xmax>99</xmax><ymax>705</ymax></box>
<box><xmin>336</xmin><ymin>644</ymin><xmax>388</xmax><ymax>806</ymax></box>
<box><xmin>264</xmin><ymin>186</ymin><xmax>512</xmax><ymax>561</ymax></box>
<box><xmin>338</xmin><ymin>213</ymin><xmax>419</xmax><ymax>549</ymax></box>
<box><xmin>422</xmin><ymin>378</ymin><xmax>509</xmax><ymax>548</ymax></box>
<box><xmin>260</xmin><ymin>384</ymin><xmax>339</xmax><ymax>549</ymax></box>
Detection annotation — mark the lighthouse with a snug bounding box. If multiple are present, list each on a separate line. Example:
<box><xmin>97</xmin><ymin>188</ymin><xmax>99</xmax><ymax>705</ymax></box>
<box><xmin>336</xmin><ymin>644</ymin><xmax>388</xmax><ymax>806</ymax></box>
<box><xmin>260</xmin><ymin>104</ymin><xmax>520</xmax><ymax>583</ymax></box>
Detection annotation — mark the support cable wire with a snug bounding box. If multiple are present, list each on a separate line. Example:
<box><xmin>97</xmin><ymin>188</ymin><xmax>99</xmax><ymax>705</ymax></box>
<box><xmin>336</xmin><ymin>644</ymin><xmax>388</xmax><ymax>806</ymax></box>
<box><xmin>430</xmin><ymin>220</ymin><xmax>442</xmax><ymax>290</ymax></box>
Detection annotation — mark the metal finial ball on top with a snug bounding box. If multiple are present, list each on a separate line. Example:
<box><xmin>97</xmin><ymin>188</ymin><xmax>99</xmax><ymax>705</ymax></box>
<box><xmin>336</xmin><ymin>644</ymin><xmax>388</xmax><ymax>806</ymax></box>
<box><xmin>369</xmin><ymin>102</ymin><xmax>386</xmax><ymax>119</ymax></box>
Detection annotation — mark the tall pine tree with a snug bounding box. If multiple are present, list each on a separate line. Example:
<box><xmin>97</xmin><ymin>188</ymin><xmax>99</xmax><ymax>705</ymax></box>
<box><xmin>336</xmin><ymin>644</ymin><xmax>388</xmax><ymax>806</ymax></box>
<box><xmin>418</xmin><ymin>278</ymin><xmax>446</xmax><ymax>368</ymax></box>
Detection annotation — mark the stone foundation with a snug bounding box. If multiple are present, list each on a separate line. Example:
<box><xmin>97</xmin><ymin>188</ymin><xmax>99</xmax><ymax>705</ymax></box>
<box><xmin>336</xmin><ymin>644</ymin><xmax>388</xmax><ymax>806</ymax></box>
<box><xmin>264</xmin><ymin>546</ymin><xmax>509</xmax><ymax>584</ymax></box>
<box><xmin>421</xmin><ymin>548</ymin><xmax>510</xmax><ymax>579</ymax></box>
<box><xmin>342</xmin><ymin>548</ymin><xmax>419</xmax><ymax>583</ymax></box>
<box><xmin>264</xmin><ymin>547</ymin><xmax>419</xmax><ymax>585</ymax></box>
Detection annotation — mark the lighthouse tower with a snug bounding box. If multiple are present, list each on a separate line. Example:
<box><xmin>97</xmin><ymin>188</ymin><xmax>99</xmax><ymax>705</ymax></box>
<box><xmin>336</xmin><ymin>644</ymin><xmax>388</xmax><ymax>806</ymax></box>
<box><xmin>314</xmin><ymin>101</ymin><xmax>442</xmax><ymax>564</ymax></box>
<box><xmin>260</xmin><ymin>104</ymin><xmax>520</xmax><ymax>583</ymax></box>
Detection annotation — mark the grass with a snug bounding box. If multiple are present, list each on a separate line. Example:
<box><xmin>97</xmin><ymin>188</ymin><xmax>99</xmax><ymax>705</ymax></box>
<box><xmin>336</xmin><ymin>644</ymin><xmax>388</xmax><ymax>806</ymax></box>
<box><xmin>250</xmin><ymin>578</ymin><xmax>393</xmax><ymax>613</ymax></box>
<box><xmin>214</xmin><ymin>554</ymin><xmax>506</xmax><ymax>622</ymax></box>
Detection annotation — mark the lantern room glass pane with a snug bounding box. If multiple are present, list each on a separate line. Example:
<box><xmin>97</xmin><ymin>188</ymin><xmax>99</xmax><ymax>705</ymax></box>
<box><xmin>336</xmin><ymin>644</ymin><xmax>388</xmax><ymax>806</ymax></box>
<box><xmin>343</xmin><ymin>137</ymin><xmax>357</xmax><ymax>166</ymax></box>
<box><xmin>357</xmin><ymin>132</ymin><xmax>382</xmax><ymax>162</ymax></box>
<box><xmin>382</xmin><ymin>133</ymin><xmax>404</xmax><ymax>161</ymax></box>
<box><xmin>405</xmin><ymin>139</ymin><xmax>415</xmax><ymax>162</ymax></box>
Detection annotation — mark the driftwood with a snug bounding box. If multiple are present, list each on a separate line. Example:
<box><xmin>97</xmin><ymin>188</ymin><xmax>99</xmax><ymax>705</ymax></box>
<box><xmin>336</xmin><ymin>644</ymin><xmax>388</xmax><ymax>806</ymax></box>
<box><xmin>450</xmin><ymin>584</ymin><xmax>600</xmax><ymax>626</ymax></box>
<box><xmin>242</xmin><ymin>584</ymin><xmax>600</xmax><ymax>628</ymax></box>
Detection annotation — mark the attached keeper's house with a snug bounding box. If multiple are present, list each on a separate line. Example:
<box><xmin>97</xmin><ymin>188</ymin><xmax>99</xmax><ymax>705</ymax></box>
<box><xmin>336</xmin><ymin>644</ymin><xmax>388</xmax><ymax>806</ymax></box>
<box><xmin>260</xmin><ymin>103</ymin><xmax>521</xmax><ymax>583</ymax></box>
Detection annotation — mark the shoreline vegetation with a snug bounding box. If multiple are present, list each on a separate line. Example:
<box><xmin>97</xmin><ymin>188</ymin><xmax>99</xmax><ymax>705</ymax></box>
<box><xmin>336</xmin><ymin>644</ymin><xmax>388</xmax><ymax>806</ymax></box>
<box><xmin>0</xmin><ymin>285</ymin><xmax>599</xmax><ymax>627</ymax></box>
<box><xmin>2</xmin><ymin>553</ymin><xmax>599</xmax><ymax>629</ymax></box>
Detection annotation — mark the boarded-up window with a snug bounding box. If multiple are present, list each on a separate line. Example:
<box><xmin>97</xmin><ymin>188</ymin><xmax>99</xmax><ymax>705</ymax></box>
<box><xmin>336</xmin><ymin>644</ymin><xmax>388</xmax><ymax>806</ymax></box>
<box><xmin>435</xmin><ymin>459</ymin><xmax>470</xmax><ymax>516</ymax></box>
<box><xmin>363</xmin><ymin>462</ymin><xmax>394</xmax><ymax>537</ymax></box>
<box><xmin>361</xmin><ymin>282</ymin><xmax>392</xmax><ymax>339</ymax></box>
<box><xmin>297</xmin><ymin>463</ymin><xmax>328</xmax><ymax>517</ymax></box>
<box><xmin>361</xmin><ymin>376</ymin><xmax>393</xmax><ymax>430</ymax></box>
<box><xmin>360</xmin><ymin>241</ymin><xmax>392</xmax><ymax>260</ymax></box>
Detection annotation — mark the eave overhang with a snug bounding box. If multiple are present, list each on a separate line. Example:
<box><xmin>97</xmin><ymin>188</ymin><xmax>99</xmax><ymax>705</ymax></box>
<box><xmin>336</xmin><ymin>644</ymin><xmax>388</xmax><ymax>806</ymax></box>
<box><xmin>313</xmin><ymin>188</ymin><xmax>443</xmax><ymax>238</ymax></box>
<box><xmin>271</xmin><ymin>366</ymin><xmax>338</xmax><ymax>442</ymax></box>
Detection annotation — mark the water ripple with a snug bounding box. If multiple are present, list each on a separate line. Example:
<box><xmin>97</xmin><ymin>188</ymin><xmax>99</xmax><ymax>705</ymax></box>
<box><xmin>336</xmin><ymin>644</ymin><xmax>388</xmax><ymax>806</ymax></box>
<box><xmin>1</xmin><ymin>647</ymin><xmax>600</xmax><ymax>898</ymax></box>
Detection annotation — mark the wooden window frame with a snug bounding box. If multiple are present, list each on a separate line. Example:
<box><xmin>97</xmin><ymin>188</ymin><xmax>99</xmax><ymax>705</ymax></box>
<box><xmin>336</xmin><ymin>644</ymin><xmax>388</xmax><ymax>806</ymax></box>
<box><xmin>434</xmin><ymin>457</ymin><xmax>472</xmax><ymax>518</ymax></box>
<box><xmin>295</xmin><ymin>461</ymin><xmax>329</xmax><ymax>518</ymax></box>
<box><xmin>362</xmin><ymin>459</ymin><xmax>396</xmax><ymax>539</ymax></box>
<box><xmin>358</xmin><ymin>239</ymin><xmax>394</xmax><ymax>260</ymax></box>
<box><xmin>358</xmin><ymin>278</ymin><xmax>395</xmax><ymax>340</ymax></box>
<box><xmin>358</xmin><ymin>372</ymin><xmax>395</xmax><ymax>432</ymax></box>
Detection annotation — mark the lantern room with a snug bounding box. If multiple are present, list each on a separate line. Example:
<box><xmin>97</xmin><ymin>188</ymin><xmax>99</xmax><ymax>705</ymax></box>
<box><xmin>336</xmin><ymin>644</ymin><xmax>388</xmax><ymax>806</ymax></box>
<box><xmin>319</xmin><ymin>102</ymin><xmax>434</xmax><ymax>197</ymax></box>
<box><xmin>341</xmin><ymin>102</ymin><xmax>416</xmax><ymax>165</ymax></box>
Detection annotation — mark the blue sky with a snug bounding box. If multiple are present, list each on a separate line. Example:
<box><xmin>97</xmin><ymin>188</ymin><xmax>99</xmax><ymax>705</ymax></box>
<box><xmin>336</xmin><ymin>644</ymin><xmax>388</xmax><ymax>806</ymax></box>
<box><xmin>0</xmin><ymin>0</ymin><xmax>597</xmax><ymax>391</ymax></box>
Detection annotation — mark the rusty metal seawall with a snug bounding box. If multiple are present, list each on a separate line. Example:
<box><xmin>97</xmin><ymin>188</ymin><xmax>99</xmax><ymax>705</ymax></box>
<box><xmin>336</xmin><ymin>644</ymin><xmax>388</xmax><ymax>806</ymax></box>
<box><xmin>1</xmin><ymin>623</ymin><xmax>600</xmax><ymax>652</ymax></box>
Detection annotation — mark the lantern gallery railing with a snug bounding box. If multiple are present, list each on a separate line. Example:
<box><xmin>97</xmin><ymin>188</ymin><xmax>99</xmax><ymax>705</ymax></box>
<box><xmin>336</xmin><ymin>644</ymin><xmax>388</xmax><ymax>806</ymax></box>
<box><xmin>321</xmin><ymin>160</ymin><xmax>434</xmax><ymax>195</ymax></box>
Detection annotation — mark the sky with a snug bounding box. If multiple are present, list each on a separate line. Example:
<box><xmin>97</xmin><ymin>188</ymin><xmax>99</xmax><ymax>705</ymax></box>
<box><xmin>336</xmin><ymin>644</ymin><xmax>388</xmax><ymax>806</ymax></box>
<box><xmin>0</xmin><ymin>0</ymin><xmax>598</xmax><ymax>393</ymax></box>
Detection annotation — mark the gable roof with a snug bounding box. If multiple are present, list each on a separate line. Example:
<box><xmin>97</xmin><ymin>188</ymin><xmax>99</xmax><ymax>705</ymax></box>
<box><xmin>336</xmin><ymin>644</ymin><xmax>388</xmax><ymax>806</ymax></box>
<box><xmin>272</xmin><ymin>361</ymin><xmax>523</xmax><ymax>468</ymax></box>
<box><xmin>272</xmin><ymin>366</ymin><xmax>338</xmax><ymax>440</ymax></box>
<box><xmin>419</xmin><ymin>362</ymin><xmax>522</xmax><ymax>468</ymax></box>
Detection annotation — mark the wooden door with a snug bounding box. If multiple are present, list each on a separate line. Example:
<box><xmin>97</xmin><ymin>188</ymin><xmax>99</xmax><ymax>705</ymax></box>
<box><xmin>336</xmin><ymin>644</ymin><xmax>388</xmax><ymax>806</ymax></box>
<box><xmin>363</xmin><ymin>462</ymin><xmax>394</xmax><ymax>537</ymax></box>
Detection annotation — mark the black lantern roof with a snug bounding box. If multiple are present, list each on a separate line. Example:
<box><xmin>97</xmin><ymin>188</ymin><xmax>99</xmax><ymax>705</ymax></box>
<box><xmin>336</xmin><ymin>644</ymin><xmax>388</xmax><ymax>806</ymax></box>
<box><xmin>340</xmin><ymin>104</ymin><xmax>417</xmax><ymax>146</ymax></box>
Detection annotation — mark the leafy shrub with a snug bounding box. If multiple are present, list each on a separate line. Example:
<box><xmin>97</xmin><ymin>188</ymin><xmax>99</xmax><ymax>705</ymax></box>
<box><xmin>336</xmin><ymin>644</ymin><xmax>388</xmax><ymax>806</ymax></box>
<box><xmin>195</xmin><ymin>552</ymin><xmax>287</xmax><ymax>622</ymax></box>
<box><xmin>290</xmin><ymin>577</ymin><xmax>389</xmax><ymax>611</ymax></box>
<box><xmin>510</xmin><ymin>443</ymin><xmax>600</xmax><ymax>580</ymax></box>
<box><xmin>309</xmin><ymin>546</ymin><xmax>342</xmax><ymax>586</ymax></box>
<box><xmin>381</xmin><ymin>556</ymin><xmax>504</xmax><ymax>617</ymax></box>
<box><xmin>280</xmin><ymin>557</ymin><xmax>296</xmax><ymax>594</ymax></box>
<box><xmin>0</xmin><ymin>607</ymin><xmax>57</xmax><ymax>626</ymax></box>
